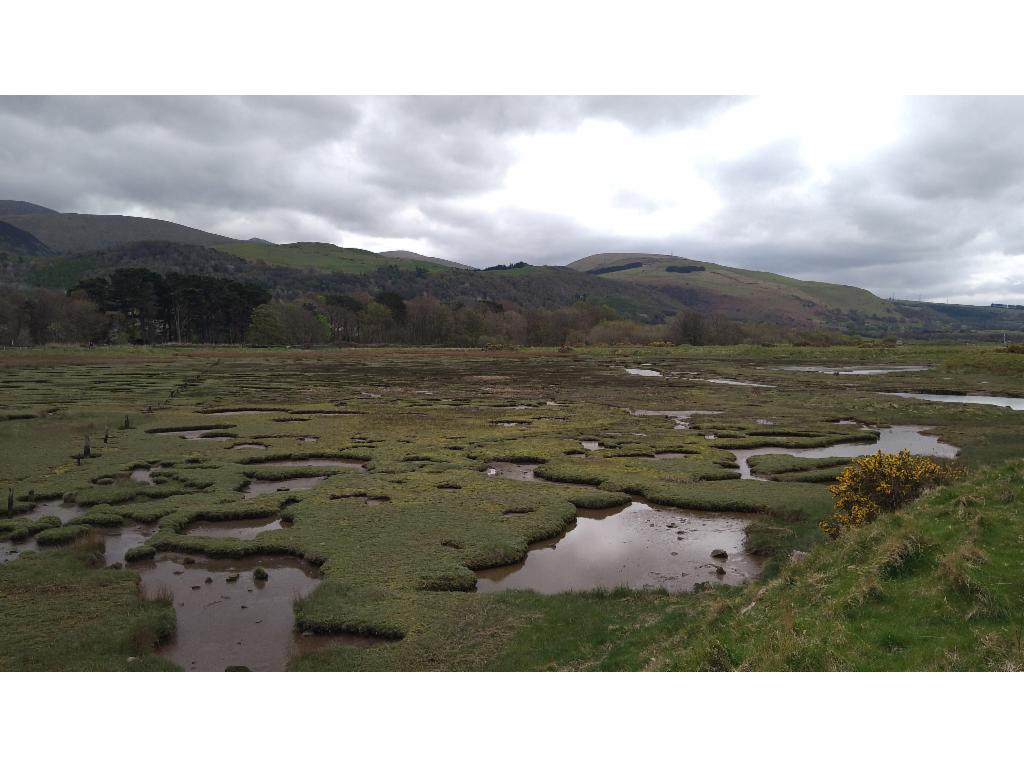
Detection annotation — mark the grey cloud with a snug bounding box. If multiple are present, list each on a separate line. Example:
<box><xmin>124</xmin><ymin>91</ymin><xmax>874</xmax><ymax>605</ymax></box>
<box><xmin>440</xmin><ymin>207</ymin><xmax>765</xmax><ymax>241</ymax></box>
<box><xmin>1</xmin><ymin>96</ymin><xmax>1023</xmax><ymax>303</ymax></box>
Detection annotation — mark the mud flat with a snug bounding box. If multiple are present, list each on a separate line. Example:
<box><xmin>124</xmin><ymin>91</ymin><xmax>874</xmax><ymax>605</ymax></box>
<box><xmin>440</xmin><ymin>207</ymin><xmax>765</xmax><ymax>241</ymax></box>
<box><xmin>476</xmin><ymin>501</ymin><xmax>761</xmax><ymax>593</ymax></box>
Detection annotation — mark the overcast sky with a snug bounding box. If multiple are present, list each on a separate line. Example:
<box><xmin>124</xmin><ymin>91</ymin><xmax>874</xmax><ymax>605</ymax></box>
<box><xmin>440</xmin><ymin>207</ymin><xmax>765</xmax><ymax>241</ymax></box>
<box><xmin>1</xmin><ymin>95</ymin><xmax>1022</xmax><ymax>304</ymax></box>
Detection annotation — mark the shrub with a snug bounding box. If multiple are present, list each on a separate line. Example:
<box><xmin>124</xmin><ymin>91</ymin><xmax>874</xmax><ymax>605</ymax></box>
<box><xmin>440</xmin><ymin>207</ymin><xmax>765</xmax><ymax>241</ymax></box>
<box><xmin>820</xmin><ymin>450</ymin><xmax>961</xmax><ymax>538</ymax></box>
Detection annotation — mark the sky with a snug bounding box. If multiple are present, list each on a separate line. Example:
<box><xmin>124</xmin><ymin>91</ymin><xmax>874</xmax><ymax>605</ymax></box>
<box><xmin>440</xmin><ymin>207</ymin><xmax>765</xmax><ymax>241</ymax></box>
<box><xmin>1</xmin><ymin>95</ymin><xmax>1022</xmax><ymax>305</ymax></box>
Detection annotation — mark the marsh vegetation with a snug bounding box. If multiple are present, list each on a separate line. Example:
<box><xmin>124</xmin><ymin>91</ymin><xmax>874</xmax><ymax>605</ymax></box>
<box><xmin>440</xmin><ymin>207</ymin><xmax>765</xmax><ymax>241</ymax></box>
<box><xmin>1</xmin><ymin>342</ymin><xmax>1023</xmax><ymax>670</ymax></box>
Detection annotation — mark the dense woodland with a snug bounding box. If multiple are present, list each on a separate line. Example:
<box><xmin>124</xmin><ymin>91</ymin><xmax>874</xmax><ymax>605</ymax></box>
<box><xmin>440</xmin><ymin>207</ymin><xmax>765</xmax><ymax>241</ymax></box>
<box><xmin>1</xmin><ymin>266</ymin><xmax>851</xmax><ymax>348</ymax></box>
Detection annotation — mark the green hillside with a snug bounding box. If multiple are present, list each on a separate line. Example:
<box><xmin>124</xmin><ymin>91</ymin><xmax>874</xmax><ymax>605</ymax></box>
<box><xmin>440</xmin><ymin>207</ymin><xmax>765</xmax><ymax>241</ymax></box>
<box><xmin>570</xmin><ymin>252</ymin><xmax>906</xmax><ymax>332</ymax></box>
<box><xmin>215</xmin><ymin>241</ymin><xmax>459</xmax><ymax>275</ymax></box>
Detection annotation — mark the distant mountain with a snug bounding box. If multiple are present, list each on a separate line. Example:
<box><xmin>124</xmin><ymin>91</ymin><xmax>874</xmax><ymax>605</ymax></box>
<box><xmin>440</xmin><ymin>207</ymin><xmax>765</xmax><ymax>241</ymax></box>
<box><xmin>0</xmin><ymin>212</ymin><xmax>237</xmax><ymax>253</ymax></box>
<box><xmin>569</xmin><ymin>252</ymin><xmax>907</xmax><ymax>333</ymax></box>
<box><xmin>248</xmin><ymin>237</ymin><xmax>275</xmax><ymax>245</ymax></box>
<box><xmin>0</xmin><ymin>200</ymin><xmax>59</xmax><ymax>215</ymax></box>
<box><xmin>378</xmin><ymin>250</ymin><xmax>476</xmax><ymax>271</ymax></box>
<box><xmin>0</xmin><ymin>221</ymin><xmax>52</xmax><ymax>256</ymax></box>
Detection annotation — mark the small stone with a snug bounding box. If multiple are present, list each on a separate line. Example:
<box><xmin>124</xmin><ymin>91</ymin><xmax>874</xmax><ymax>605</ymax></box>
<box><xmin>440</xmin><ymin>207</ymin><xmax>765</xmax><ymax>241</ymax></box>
<box><xmin>225</xmin><ymin>573</ymin><xmax>240</xmax><ymax>583</ymax></box>
<box><xmin>191</xmin><ymin>585</ymin><xmax>201</xmax><ymax>590</ymax></box>
<box><xmin>670</xmin><ymin>552</ymin><xmax>679</xmax><ymax>556</ymax></box>
<box><xmin>253</xmin><ymin>567</ymin><xmax>269</xmax><ymax>581</ymax></box>
<box><xmin>204</xmin><ymin>576</ymin><xmax>213</xmax><ymax>583</ymax></box>
<box><xmin>183</xmin><ymin>557</ymin><xmax>196</xmax><ymax>565</ymax></box>
<box><xmin>710</xmin><ymin>549</ymin><xmax>728</xmax><ymax>559</ymax></box>
<box><xmin>714</xmin><ymin>565</ymin><xmax>726</xmax><ymax>576</ymax></box>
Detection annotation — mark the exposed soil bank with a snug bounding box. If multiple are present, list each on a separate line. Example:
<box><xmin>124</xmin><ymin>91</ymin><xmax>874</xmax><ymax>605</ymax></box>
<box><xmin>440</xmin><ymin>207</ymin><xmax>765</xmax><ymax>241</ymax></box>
<box><xmin>476</xmin><ymin>501</ymin><xmax>761</xmax><ymax>593</ymax></box>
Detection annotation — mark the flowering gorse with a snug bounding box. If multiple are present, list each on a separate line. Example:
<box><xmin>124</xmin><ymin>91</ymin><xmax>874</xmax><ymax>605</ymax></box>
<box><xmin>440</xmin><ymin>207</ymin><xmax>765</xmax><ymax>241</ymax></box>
<box><xmin>820</xmin><ymin>450</ymin><xmax>961</xmax><ymax>538</ymax></box>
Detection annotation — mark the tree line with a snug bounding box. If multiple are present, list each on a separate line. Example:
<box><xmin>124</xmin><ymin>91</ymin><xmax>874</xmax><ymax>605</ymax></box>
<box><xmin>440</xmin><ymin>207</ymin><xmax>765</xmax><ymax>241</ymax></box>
<box><xmin>1</xmin><ymin>267</ymin><xmax>851</xmax><ymax>348</ymax></box>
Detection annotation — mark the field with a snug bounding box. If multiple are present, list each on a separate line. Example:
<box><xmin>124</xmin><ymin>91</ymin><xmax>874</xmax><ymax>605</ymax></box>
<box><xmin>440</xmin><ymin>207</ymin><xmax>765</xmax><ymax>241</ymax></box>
<box><xmin>2</xmin><ymin>343</ymin><xmax>1023</xmax><ymax>671</ymax></box>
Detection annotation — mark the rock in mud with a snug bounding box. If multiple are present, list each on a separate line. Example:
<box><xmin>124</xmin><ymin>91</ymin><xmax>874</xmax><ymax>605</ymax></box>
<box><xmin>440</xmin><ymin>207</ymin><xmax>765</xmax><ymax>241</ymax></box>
<box><xmin>711</xmin><ymin>549</ymin><xmax>728</xmax><ymax>559</ymax></box>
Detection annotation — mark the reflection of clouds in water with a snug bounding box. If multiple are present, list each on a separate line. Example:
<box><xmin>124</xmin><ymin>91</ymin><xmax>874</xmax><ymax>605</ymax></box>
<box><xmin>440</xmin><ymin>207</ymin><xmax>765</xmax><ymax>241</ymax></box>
<box><xmin>733</xmin><ymin>425</ymin><xmax>959</xmax><ymax>480</ymax></box>
<box><xmin>477</xmin><ymin>502</ymin><xmax>760</xmax><ymax>593</ymax></box>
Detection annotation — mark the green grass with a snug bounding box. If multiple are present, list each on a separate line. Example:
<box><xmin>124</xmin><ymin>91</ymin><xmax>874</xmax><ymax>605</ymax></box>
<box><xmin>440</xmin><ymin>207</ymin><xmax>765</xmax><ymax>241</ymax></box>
<box><xmin>215</xmin><ymin>242</ymin><xmax>452</xmax><ymax>275</ymax></box>
<box><xmin>0</xmin><ymin>541</ymin><xmax>177</xmax><ymax>670</ymax></box>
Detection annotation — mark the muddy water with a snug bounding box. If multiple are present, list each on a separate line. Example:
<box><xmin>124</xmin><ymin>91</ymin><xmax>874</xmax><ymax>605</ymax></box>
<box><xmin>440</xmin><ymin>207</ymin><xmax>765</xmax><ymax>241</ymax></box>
<box><xmin>630</xmin><ymin>409</ymin><xmax>721</xmax><ymax>429</ymax></box>
<box><xmin>133</xmin><ymin>553</ymin><xmax>379</xmax><ymax>671</ymax></box>
<box><xmin>625</xmin><ymin>368</ymin><xmax>662</xmax><ymax>377</ymax></box>
<box><xmin>476</xmin><ymin>502</ymin><xmax>762</xmax><ymax>593</ymax></box>
<box><xmin>776</xmin><ymin>365</ymin><xmax>929</xmax><ymax>375</ymax></box>
<box><xmin>486</xmin><ymin>463</ymin><xmax>540</xmax><ymax>481</ymax></box>
<box><xmin>203</xmin><ymin>410</ymin><xmax>285</xmax><ymax>416</ymax></box>
<box><xmin>580</xmin><ymin>440</ymin><xmax>603</xmax><ymax>451</ymax></box>
<box><xmin>1</xmin><ymin>539</ymin><xmax>39</xmax><ymax>564</ymax></box>
<box><xmin>242</xmin><ymin>476</ymin><xmax>328</xmax><ymax>499</ymax></box>
<box><xmin>24</xmin><ymin>499</ymin><xmax>84</xmax><ymax>523</ymax></box>
<box><xmin>162</xmin><ymin>429</ymin><xmax>232</xmax><ymax>440</ymax></box>
<box><xmin>702</xmin><ymin>378</ymin><xmax>775</xmax><ymax>388</ymax></box>
<box><xmin>730</xmin><ymin>425</ymin><xmax>959</xmax><ymax>480</ymax></box>
<box><xmin>187</xmin><ymin>517</ymin><xmax>285</xmax><ymax>539</ymax></box>
<box><xmin>264</xmin><ymin>459</ymin><xmax>366</xmax><ymax>469</ymax></box>
<box><xmin>130</xmin><ymin>468</ymin><xmax>155</xmax><ymax>485</ymax></box>
<box><xmin>882</xmin><ymin>392</ymin><xmax>1024</xmax><ymax>411</ymax></box>
<box><xmin>101</xmin><ymin>524</ymin><xmax>155</xmax><ymax>565</ymax></box>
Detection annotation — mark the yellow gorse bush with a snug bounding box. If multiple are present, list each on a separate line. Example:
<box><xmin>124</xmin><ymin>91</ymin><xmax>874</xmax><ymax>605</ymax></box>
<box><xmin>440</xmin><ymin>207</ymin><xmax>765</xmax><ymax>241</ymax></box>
<box><xmin>821</xmin><ymin>450</ymin><xmax>961</xmax><ymax>538</ymax></box>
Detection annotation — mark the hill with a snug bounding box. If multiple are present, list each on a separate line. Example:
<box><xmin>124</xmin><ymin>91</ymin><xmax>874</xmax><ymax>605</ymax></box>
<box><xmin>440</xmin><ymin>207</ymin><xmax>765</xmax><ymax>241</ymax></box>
<box><xmin>18</xmin><ymin>241</ymin><xmax>682</xmax><ymax>321</ymax></box>
<box><xmin>0</xmin><ymin>200</ymin><xmax>59</xmax><ymax>215</ymax></box>
<box><xmin>569</xmin><ymin>252</ymin><xmax>907</xmax><ymax>333</ymax></box>
<box><xmin>214</xmin><ymin>241</ymin><xmax>462</xmax><ymax>276</ymax></box>
<box><xmin>378</xmin><ymin>250</ymin><xmax>475</xmax><ymax>271</ymax></box>
<box><xmin>0</xmin><ymin>221</ymin><xmax>52</xmax><ymax>257</ymax></box>
<box><xmin>0</xmin><ymin>212</ymin><xmax>237</xmax><ymax>253</ymax></box>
